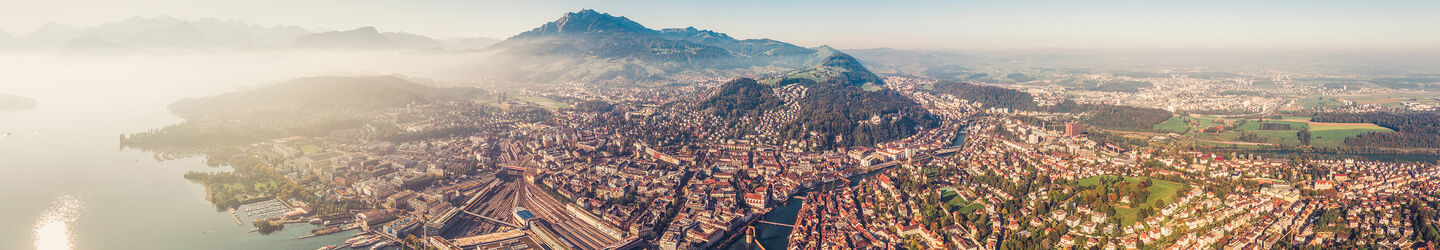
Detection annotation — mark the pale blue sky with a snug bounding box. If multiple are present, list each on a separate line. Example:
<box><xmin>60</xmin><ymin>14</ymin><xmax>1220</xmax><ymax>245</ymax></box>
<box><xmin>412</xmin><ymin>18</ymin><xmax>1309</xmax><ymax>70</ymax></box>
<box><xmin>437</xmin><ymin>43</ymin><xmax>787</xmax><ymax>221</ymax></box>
<box><xmin>1</xmin><ymin>0</ymin><xmax>1437</xmax><ymax>51</ymax></box>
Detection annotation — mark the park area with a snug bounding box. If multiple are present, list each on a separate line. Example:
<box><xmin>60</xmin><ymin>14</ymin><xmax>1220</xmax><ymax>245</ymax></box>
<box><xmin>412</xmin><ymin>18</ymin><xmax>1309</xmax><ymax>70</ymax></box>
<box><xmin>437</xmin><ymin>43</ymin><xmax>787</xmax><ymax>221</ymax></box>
<box><xmin>1075</xmin><ymin>176</ymin><xmax>1185</xmax><ymax>226</ymax></box>
<box><xmin>515</xmin><ymin>96</ymin><xmax>574</xmax><ymax>109</ymax></box>
<box><xmin>939</xmin><ymin>187</ymin><xmax>985</xmax><ymax>215</ymax></box>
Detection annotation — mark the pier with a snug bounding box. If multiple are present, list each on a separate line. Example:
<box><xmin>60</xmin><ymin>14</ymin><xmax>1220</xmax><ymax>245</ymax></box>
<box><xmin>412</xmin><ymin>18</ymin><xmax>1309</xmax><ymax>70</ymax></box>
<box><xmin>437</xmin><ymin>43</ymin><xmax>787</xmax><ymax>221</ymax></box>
<box><xmin>227</xmin><ymin>208</ymin><xmax>243</xmax><ymax>226</ymax></box>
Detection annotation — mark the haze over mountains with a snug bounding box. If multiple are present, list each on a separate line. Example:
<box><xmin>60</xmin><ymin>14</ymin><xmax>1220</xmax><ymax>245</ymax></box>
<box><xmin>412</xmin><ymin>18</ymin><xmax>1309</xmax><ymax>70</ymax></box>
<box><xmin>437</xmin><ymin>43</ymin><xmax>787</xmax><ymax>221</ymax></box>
<box><xmin>767</xmin><ymin>47</ymin><xmax>886</xmax><ymax>87</ymax></box>
<box><xmin>463</xmin><ymin>9</ymin><xmax>843</xmax><ymax>86</ymax></box>
<box><xmin>69</xmin><ymin>9</ymin><xmax>939</xmax><ymax>149</ymax></box>
<box><xmin>0</xmin><ymin>16</ymin><xmax>497</xmax><ymax>54</ymax></box>
<box><xmin>0</xmin><ymin>92</ymin><xmax>38</xmax><ymax>111</ymax></box>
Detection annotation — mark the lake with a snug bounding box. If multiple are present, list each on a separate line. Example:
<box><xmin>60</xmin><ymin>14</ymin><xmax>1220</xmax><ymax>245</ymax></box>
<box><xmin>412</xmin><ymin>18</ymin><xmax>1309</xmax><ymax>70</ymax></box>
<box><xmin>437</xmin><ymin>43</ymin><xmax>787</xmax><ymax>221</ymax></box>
<box><xmin>0</xmin><ymin>53</ymin><xmax>462</xmax><ymax>250</ymax></box>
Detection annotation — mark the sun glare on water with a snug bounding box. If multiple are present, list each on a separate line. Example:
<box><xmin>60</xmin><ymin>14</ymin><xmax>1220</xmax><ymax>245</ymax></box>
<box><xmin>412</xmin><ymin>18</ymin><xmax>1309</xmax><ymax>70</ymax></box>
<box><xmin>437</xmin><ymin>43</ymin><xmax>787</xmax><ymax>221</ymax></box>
<box><xmin>34</xmin><ymin>195</ymin><xmax>83</xmax><ymax>250</ymax></box>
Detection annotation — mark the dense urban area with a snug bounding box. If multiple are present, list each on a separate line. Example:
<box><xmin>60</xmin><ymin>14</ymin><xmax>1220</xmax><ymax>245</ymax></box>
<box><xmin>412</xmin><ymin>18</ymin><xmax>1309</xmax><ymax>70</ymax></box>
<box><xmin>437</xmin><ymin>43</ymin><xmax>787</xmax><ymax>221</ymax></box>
<box><xmin>119</xmin><ymin>66</ymin><xmax>1440</xmax><ymax>250</ymax></box>
<box><xmin>96</xmin><ymin>9</ymin><xmax>1440</xmax><ymax>250</ymax></box>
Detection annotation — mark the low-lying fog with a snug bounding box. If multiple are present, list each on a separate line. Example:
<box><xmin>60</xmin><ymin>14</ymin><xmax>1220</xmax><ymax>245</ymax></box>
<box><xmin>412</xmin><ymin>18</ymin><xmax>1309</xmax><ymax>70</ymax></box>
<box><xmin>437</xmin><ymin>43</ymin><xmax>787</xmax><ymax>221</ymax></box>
<box><xmin>0</xmin><ymin>50</ymin><xmax>497</xmax><ymax>250</ymax></box>
<box><xmin>0</xmin><ymin>50</ymin><xmax>493</xmax><ymax>111</ymax></box>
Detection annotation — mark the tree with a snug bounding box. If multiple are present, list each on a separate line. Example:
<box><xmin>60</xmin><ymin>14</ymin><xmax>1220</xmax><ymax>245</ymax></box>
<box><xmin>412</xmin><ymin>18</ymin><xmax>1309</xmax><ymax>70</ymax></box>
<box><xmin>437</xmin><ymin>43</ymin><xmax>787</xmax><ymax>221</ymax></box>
<box><xmin>1298</xmin><ymin>128</ymin><xmax>1312</xmax><ymax>146</ymax></box>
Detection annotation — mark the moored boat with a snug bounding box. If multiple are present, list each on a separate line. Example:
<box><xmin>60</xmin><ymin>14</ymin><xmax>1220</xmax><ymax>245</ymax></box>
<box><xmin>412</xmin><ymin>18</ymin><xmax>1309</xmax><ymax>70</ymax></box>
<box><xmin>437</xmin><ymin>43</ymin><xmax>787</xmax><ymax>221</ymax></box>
<box><xmin>349</xmin><ymin>237</ymin><xmax>380</xmax><ymax>248</ymax></box>
<box><xmin>368</xmin><ymin>241</ymin><xmax>392</xmax><ymax>250</ymax></box>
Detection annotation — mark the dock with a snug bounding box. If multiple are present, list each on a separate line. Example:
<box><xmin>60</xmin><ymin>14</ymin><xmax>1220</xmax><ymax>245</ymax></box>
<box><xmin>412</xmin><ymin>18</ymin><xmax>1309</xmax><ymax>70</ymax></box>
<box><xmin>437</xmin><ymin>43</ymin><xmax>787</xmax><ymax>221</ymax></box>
<box><xmin>228</xmin><ymin>208</ymin><xmax>243</xmax><ymax>226</ymax></box>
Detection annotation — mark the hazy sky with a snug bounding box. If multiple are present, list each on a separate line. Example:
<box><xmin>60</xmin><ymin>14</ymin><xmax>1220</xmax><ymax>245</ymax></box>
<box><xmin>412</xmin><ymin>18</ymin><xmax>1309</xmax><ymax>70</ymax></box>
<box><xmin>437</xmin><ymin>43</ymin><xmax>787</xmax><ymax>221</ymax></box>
<box><xmin>2</xmin><ymin>0</ymin><xmax>1437</xmax><ymax>51</ymax></box>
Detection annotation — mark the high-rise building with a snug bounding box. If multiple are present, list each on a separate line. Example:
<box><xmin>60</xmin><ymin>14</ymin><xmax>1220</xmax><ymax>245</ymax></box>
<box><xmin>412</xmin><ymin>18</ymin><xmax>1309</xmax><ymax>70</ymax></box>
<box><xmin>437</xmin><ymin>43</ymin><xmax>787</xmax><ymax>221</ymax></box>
<box><xmin>1065</xmin><ymin>123</ymin><xmax>1084</xmax><ymax>137</ymax></box>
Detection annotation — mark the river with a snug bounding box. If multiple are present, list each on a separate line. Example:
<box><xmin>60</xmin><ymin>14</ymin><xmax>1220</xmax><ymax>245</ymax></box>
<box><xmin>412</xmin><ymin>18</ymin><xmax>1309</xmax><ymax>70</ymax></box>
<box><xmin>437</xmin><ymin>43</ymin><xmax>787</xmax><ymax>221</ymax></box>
<box><xmin>722</xmin><ymin>124</ymin><xmax>968</xmax><ymax>249</ymax></box>
<box><xmin>0</xmin><ymin>53</ymin><xmax>462</xmax><ymax>250</ymax></box>
<box><xmin>722</xmin><ymin>165</ymin><xmax>904</xmax><ymax>250</ymax></box>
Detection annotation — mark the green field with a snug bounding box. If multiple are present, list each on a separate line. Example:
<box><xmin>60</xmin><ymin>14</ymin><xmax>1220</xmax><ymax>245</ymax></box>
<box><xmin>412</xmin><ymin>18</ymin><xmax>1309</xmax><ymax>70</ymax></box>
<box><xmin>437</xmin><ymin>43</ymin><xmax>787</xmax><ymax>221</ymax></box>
<box><xmin>1291</xmin><ymin>92</ymin><xmax>1440</xmax><ymax>110</ymax></box>
<box><xmin>939</xmin><ymin>187</ymin><xmax>957</xmax><ymax>198</ymax></box>
<box><xmin>1153</xmin><ymin>116</ymin><xmax>1190</xmax><ymax>133</ymax></box>
<box><xmin>940</xmin><ymin>188</ymin><xmax>964</xmax><ymax>206</ymax></box>
<box><xmin>1207</xmin><ymin>119</ymin><xmax>1309</xmax><ymax>145</ymax></box>
<box><xmin>1308</xmin><ymin>122</ymin><xmax>1391</xmax><ymax>132</ymax></box>
<box><xmin>1342</xmin><ymin>92</ymin><xmax>1440</xmax><ymax>107</ymax></box>
<box><xmin>1179</xmin><ymin>117</ymin><xmax>1392</xmax><ymax>148</ymax></box>
<box><xmin>939</xmin><ymin>188</ymin><xmax>981</xmax><ymax>214</ymax></box>
<box><xmin>300</xmin><ymin>144</ymin><xmax>322</xmax><ymax>154</ymax></box>
<box><xmin>1154</xmin><ymin>115</ymin><xmax>1217</xmax><ymax>134</ymax></box>
<box><xmin>516</xmin><ymin>96</ymin><xmax>573</xmax><ymax>109</ymax></box>
<box><xmin>1311</xmin><ymin>128</ymin><xmax>1392</xmax><ymax>147</ymax></box>
<box><xmin>1077</xmin><ymin>176</ymin><xmax>1184</xmax><ymax>226</ymax></box>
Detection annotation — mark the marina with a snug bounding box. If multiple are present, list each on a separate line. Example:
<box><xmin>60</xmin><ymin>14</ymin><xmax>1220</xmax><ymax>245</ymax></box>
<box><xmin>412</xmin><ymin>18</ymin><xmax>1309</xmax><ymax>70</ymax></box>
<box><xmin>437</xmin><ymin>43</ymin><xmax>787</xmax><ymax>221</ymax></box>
<box><xmin>238</xmin><ymin>198</ymin><xmax>294</xmax><ymax>221</ymax></box>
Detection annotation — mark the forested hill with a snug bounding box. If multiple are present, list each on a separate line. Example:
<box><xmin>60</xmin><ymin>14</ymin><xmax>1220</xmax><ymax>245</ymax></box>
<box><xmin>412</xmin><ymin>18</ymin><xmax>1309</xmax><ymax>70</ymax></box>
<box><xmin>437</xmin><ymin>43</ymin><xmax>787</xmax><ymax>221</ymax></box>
<box><xmin>1081</xmin><ymin>105</ymin><xmax>1173</xmax><ymax>132</ymax></box>
<box><xmin>928</xmin><ymin>81</ymin><xmax>1037</xmax><ymax>110</ymax></box>
<box><xmin>768</xmin><ymin>49</ymin><xmax>885</xmax><ymax>87</ymax></box>
<box><xmin>699</xmin><ymin>54</ymin><xmax>938</xmax><ymax>149</ymax></box>
<box><xmin>781</xmin><ymin>83</ymin><xmax>938</xmax><ymax>149</ymax></box>
<box><xmin>124</xmin><ymin>76</ymin><xmax>463</xmax><ymax>149</ymax></box>
<box><xmin>698</xmin><ymin>78</ymin><xmax>781</xmax><ymax>118</ymax></box>
<box><xmin>168</xmin><ymin>76</ymin><xmax>439</xmax><ymax>119</ymax></box>
<box><xmin>1049</xmin><ymin>100</ymin><xmax>1173</xmax><ymax>132</ymax></box>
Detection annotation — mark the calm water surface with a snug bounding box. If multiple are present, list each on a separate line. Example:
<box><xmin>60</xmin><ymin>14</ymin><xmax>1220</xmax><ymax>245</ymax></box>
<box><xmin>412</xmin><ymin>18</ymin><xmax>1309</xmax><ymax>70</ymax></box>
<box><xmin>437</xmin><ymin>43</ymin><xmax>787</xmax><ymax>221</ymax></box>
<box><xmin>0</xmin><ymin>54</ymin><xmax>425</xmax><ymax>250</ymax></box>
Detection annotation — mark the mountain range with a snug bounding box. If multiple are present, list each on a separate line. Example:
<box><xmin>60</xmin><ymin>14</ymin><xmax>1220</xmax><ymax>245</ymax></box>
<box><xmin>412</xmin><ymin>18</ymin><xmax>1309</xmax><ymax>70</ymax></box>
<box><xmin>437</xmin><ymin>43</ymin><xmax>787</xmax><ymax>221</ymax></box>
<box><xmin>463</xmin><ymin>9</ymin><xmax>833</xmax><ymax>86</ymax></box>
<box><xmin>0</xmin><ymin>16</ymin><xmax>497</xmax><ymax>53</ymax></box>
<box><xmin>465</xmin><ymin>8</ymin><xmax>949</xmax><ymax>149</ymax></box>
<box><xmin>167</xmin><ymin>76</ymin><xmax>441</xmax><ymax>119</ymax></box>
<box><xmin>61</xmin><ymin>9</ymin><xmax>940</xmax><ymax>149</ymax></box>
<box><xmin>766</xmin><ymin>47</ymin><xmax>886</xmax><ymax>87</ymax></box>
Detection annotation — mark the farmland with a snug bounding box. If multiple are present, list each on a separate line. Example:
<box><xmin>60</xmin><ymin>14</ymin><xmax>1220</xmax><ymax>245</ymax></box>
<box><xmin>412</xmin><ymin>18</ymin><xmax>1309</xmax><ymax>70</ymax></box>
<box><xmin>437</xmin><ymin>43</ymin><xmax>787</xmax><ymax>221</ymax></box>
<box><xmin>1151</xmin><ymin>115</ymin><xmax>1391</xmax><ymax>148</ymax></box>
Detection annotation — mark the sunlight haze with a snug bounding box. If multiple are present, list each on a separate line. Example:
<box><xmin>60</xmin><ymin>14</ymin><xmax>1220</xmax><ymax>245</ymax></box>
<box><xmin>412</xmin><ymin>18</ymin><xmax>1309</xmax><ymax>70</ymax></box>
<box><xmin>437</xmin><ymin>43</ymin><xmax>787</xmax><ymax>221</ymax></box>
<box><xmin>2</xmin><ymin>0</ymin><xmax>1437</xmax><ymax>51</ymax></box>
